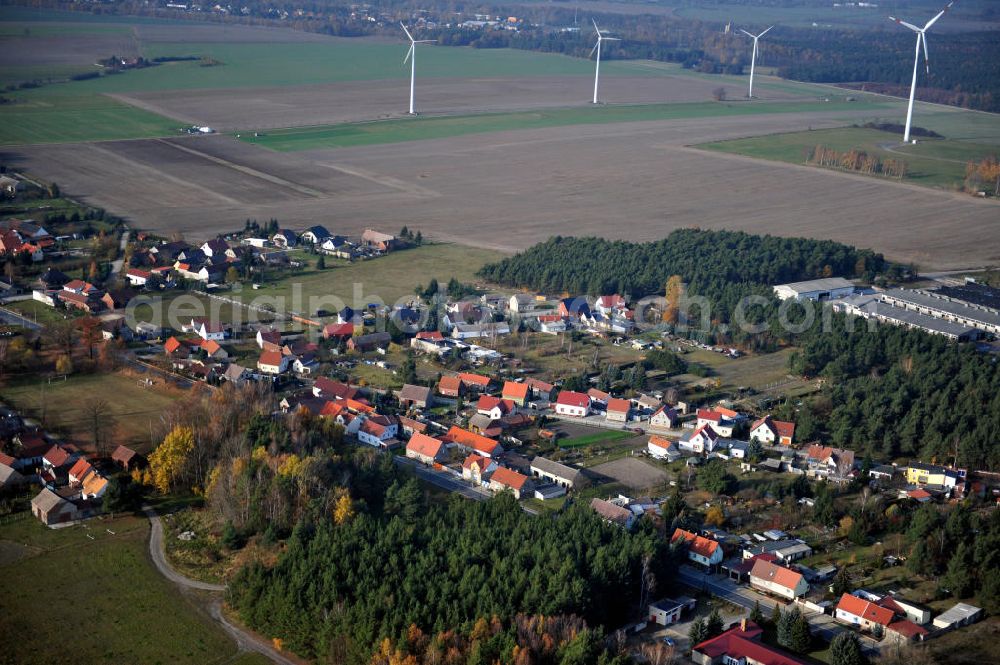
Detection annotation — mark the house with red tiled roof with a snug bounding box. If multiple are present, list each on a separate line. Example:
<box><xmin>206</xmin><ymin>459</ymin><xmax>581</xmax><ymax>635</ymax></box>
<box><xmin>357</xmin><ymin>416</ymin><xmax>399</xmax><ymax>449</ymax></box>
<box><xmin>692</xmin><ymin>620</ymin><xmax>808</xmax><ymax>665</ymax></box>
<box><xmin>749</xmin><ymin>559</ymin><xmax>809</xmax><ymax>600</ymax></box>
<box><xmin>679</xmin><ymin>424</ymin><xmax>721</xmax><ymax>455</ymax></box>
<box><xmin>462</xmin><ymin>453</ymin><xmax>497</xmax><ymax>485</ymax></box>
<box><xmin>42</xmin><ymin>445</ymin><xmax>75</xmax><ymax>472</ymax></box>
<box><xmin>750</xmin><ymin>415</ymin><xmax>796</xmax><ymax>446</ymax></box>
<box><xmin>501</xmin><ymin>381</ymin><xmax>530</xmax><ymax>406</ymax></box>
<box><xmin>476</xmin><ymin>395</ymin><xmax>514</xmax><ymax>420</ymax></box>
<box><xmin>605</xmin><ymin>398</ymin><xmax>632</xmax><ymax>423</ymax></box>
<box><xmin>806</xmin><ymin>444</ymin><xmax>856</xmax><ymax>480</ymax></box>
<box><xmin>524</xmin><ymin>377</ymin><xmax>554</xmax><ymax>396</ymax></box>
<box><xmin>671</xmin><ymin>528</ymin><xmax>724</xmax><ymax>569</ymax></box>
<box><xmin>126</xmin><ymin>268</ymin><xmax>152</xmax><ymax>287</ymax></box>
<box><xmin>68</xmin><ymin>458</ymin><xmax>94</xmax><ymax>486</ymax></box>
<box><xmin>437</xmin><ymin>375</ymin><xmax>464</xmax><ymax>398</ymax></box>
<box><xmin>696</xmin><ymin>408</ymin><xmax>737</xmax><ymax>437</ymax></box>
<box><xmin>163</xmin><ymin>336</ymin><xmax>183</xmax><ymax>355</ymax></box>
<box><xmin>488</xmin><ymin>466</ymin><xmax>531</xmax><ymax>499</ymax></box>
<box><xmin>257</xmin><ymin>350</ymin><xmax>290</xmax><ymax>375</ymax></box>
<box><xmin>312</xmin><ymin>377</ymin><xmax>357</xmax><ymax>400</ymax></box>
<box><xmin>256</xmin><ymin>327</ymin><xmax>282</xmax><ymax>351</ymax></box>
<box><xmin>835</xmin><ymin>593</ymin><xmax>896</xmax><ymax>633</ymax></box>
<box><xmin>200</xmin><ymin>338</ymin><xmax>227</xmax><ymax>359</ymax></box>
<box><xmin>444</xmin><ymin>426</ymin><xmax>503</xmax><ymax>458</ymax></box>
<box><xmin>405</xmin><ymin>433</ymin><xmax>445</xmax><ymax>465</ymax></box>
<box><xmin>554</xmin><ymin>391</ymin><xmax>590</xmax><ymax>417</ymax></box>
<box><xmin>111</xmin><ymin>445</ymin><xmax>142</xmax><ymax>471</ymax></box>
<box><xmin>457</xmin><ymin>372</ymin><xmax>491</xmax><ymax>391</ymax></box>
<box><xmin>321</xmin><ymin>322</ymin><xmax>355</xmax><ymax>341</ymax></box>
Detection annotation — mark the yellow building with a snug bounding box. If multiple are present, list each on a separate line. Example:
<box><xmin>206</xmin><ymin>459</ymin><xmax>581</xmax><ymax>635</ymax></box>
<box><xmin>906</xmin><ymin>462</ymin><xmax>960</xmax><ymax>488</ymax></box>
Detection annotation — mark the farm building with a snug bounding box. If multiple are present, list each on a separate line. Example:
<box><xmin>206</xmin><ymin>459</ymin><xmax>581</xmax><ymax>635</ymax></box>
<box><xmin>773</xmin><ymin>277</ymin><xmax>855</xmax><ymax>301</ymax></box>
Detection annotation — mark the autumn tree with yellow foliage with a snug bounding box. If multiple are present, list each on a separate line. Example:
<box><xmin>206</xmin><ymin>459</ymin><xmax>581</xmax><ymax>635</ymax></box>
<box><xmin>148</xmin><ymin>425</ymin><xmax>195</xmax><ymax>493</ymax></box>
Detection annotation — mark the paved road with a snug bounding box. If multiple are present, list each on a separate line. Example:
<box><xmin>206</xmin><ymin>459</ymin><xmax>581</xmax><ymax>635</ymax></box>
<box><xmin>677</xmin><ymin>566</ymin><xmax>880</xmax><ymax>657</ymax></box>
<box><xmin>143</xmin><ymin>507</ymin><xmax>299</xmax><ymax>664</ymax></box>
<box><xmin>111</xmin><ymin>229</ymin><xmax>130</xmax><ymax>275</ymax></box>
<box><xmin>0</xmin><ymin>306</ymin><xmax>43</xmax><ymax>331</ymax></box>
<box><xmin>394</xmin><ymin>456</ymin><xmax>491</xmax><ymax>501</ymax></box>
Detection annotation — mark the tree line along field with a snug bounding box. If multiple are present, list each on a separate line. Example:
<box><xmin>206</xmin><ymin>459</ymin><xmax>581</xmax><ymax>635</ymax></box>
<box><xmin>700</xmin><ymin>126</ymin><xmax>1000</xmax><ymax>191</ymax></box>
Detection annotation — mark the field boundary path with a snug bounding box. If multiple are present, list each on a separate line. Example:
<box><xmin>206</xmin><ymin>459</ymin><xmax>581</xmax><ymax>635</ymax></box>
<box><xmin>142</xmin><ymin>506</ymin><xmax>300</xmax><ymax>665</ymax></box>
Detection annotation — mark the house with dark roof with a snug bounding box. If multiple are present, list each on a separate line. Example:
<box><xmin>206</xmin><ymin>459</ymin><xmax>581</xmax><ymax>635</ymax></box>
<box><xmin>529</xmin><ymin>457</ymin><xmax>585</xmax><ymax>489</ymax></box>
<box><xmin>397</xmin><ymin>384</ymin><xmax>433</xmax><ymax>409</ymax></box>
<box><xmin>271</xmin><ymin>229</ymin><xmax>298</xmax><ymax>248</ymax></box>
<box><xmin>299</xmin><ymin>225</ymin><xmax>332</xmax><ymax>244</ymax></box>
<box><xmin>347</xmin><ymin>331</ymin><xmax>391</xmax><ymax>353</ymax></box>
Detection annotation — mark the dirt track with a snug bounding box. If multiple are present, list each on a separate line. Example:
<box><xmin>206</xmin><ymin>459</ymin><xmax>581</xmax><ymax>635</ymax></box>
<box><xmin>6</xmin><ymin>107</ymin><xmax>997</xmax><ymax>270</ymax></box>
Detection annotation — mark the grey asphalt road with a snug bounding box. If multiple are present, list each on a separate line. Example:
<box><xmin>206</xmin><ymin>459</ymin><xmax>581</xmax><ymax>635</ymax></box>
<box><xmin>394</xmin><ymin>456</ymin><xmax>491</xmax><ymax>501</ymax></box>
<box><xmin>143</xmin><ymin>507</ymin><xmax>300</xmax><ymax>664</ymax></box>
<box><xmin>0</xmin><ymin>307</ymin><xmax>43</xmax><ymax>331</ymax></box>
<box><xmin>677</xmin><ymin>565</ymin><xmax>881</xmax><ymax>657</ymax></box>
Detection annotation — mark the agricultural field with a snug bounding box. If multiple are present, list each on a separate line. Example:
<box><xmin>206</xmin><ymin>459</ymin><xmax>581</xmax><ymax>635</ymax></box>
<box><xmin>0</xmin><ymin>513</ymin><xmax>240</xmax><ymax>664</ymax></box>
<box><xmin>247</xmin><ymin>243</ymin><xmax>504</xmax><ymax>310</ymax></box>
<box><xmin>0</xmin><ymin>372</ymin><xmax>181</xmax><ymax>452</ymax></box>
<box><xmin>701</xmin><ymin>126</ymin><xmax>1000</xmax><ymax>190</ymax></box>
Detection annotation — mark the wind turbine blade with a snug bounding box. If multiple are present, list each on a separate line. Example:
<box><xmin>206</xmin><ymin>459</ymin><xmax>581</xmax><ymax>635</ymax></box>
<box><xmin>415</xmin><ymin>40</ymin><xmax>436</xmax><ymax>44</ymax></box>
<box><xmin>403</xmin><ymin>44</ymin><xmax>413</xmax><ymax>64</ymax></box>
<box><xmin>924</xmin><ymin>1</ymin><xmax>953</xmax><ymax>30</ymax></box>
<box><xmin>605</xmin><ymin>37</ymin><xmax>621</xmax><ymax>42</ymax></box>
<box><xmin>739</xmin><ymin>29</ymin><xmax>755</xmax><ymax>38</ymax></box>
<box><xmin>400</xmin><ymin>22</ymin><xmax>414</xmax><ymax>42</ymax></box>
<box><xmin>921</xmin><ymin>32</ymin><xmax>930</xmax><ymax>73</ymax></box>
<box><xmin>592</xmin><ymin>18</ymin><xmax>601</xmax><ymax>34</ymax></box>
<box><xmin>758</xmin><ymin>25</ymin><xmax>774</xmax><ymax>38</ymax></box>
<box><xmin>889</xmin><ymin>17</ymin><xmax>922</xmax><ymax>32</ymax></box>
<box><xmin>589</xmin><ymin>41</ymin><xmax>599</xmax><ymax>58</ymax></box>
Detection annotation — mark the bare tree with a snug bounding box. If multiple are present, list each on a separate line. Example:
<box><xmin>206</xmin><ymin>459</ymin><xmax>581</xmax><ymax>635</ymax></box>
<box><xmin>82</xmin><ymin>398</ymin><xmax>116</xmax><ymax>456</ymax></box>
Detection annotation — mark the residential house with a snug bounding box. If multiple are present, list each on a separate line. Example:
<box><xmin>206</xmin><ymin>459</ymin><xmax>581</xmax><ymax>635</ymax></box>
<box><xmin>488</xmin><ymin>466</ymin><xmax>531</xmax><ymax>499</ymax></box>
<box><xmin>696</xmin><ymin>409</ymin><xmax>737</xmax><ymax>438</ymax></box>
<box><xmin>101</xmin><ymin>287</ymin><xmax>137</xmax><ymax>311</ymax></box>
<box><xmin>905</xmin><ymin>462</ymin><xmax>962</xmax><ymax>489</ymax></box>
<box><xmin>508</xmin><ymin>293</ymin><xmax>536</xmax><ymax>314</ymax></box>
<box><xmin>835</xmin><ymin>593</ymin><xmax>896</xmax><ymax>633</ymax></box>
<box><xmin>58</xmin><ymin>289</ymin><xmax>103</xmax><ymax>313</ymax></box>
<box><xmin>462</xmin><ymin>453</ymin><xmax>497</xmax><ymax>485</ymax></box>
<box><xmin>806</xmin><ymin>445</ymin><xmax>856</xmax><ymax>480</ymax></box>
<box><xmin>68</xmin><ymin>458</ymin><xmax>94</xmax><ymax>485</ymax></box>
<box><xmin>530</xmin><ymin>457</ymin><xmax>586</xmax><ymax>489</ymax></box>
<box><xmin>258</xmin><ymin>351</ymin><xmax>291</xmax><ymax>375</ymax></box>
<box><xmin>319</xmin><ymin>237</ymin><xmax>359</xmax><ymax>259</ymax></box>
<box><xmin>271</xmin><ymin>229</ymin><xmax>298</xmax><ymax>248</ymax></box>
<box><xmin>557</xmin><ymin>297</ymin><xmax>591</xmax><ymax>318</ymax></box>
<box><xmin>397</xmin><ymin>415</ymin><xmax>428</xmax><ymax>438</ymax></box>
<box><xmin>405</xmin><ymin>433</ymin><xmax>445</xmax><ymax>465</ymax></box>
<box><xmin>312</xmin><ymin>377</ymin><xmax>358</xmax><ymax>401</ymax></box>
<box><xmin>195</xmin><ymin>319</ymin><xmax>227</xmax><ymax>342</ymax></box>
<box><xmin>361</xmin><ymin>229</ymin><xmax>397</xmax><ymax>252</ymax></box>
<box><xmin>357</xmin><ymin>416</ymin><xmax>399</xmax><ymax>448</ymax></box>
<box><xmin>501</xmin><ymin>381</ymin><xmax>530</xmax><ymax>406</ymax></box>
<box><xmin>648</xmin><ymin>435</ymin><xmax>680</xmax><ymax>461</ymax></box>
<box><xmin>200</xmin><ymin>339</ymin><xmax>228</xmax><ymax>360</ymax></box>
<box><xmin>444</xmin><ymin>426</ymin><xmax>503</xmax><ymax>458</ymax></box>
<box><xmin>537</xmin><ymin>314</ymin><xmax>568</xmax><ymax>334</ymax></box>
<box><xmin>31</xmin><ymin>488</ymin><xmax>81</xmax><ymax>525</ymax></box>
<box><xmin>292</xmin><ymin>354</ymin><xmax>319</xmax><ymax>375</ymax></box>
<box><xmin>648</xmin><ymin>405</ymin><xmax>679</xmax><ymax>432</ymax></box>
<box><xmin>62</xmin><ymin>279</ymin><xmax>99</xmax><ymax>296</ymax></box>
<box><xmin>590</xmin><ymin>498</ymin><xmax>635</xmax><ymax>529</ymax></box>
<box><xmin>437</xmin><ymin>375</ymin><xmax>464</xmax><ymax>398</ymax></box>
<box><xmin>200</xmin><ymin>238</ymin><xmax>230</xmax><ymax>258</ymax></box>
<box><xmin>299</xmin><ymin>225</ymin><xmax>332</xmax><ymax>244</ymax></box>
<box><xmin>457</xmin><ymin>372</ymin><xmax>491</xmax><ymax>393</ymax></box>
<box><xmin>126</xmin><ymin>268</ymin><xmax>152</xmax><ymax>287</ymax></box>
<box><xmin>81</xmin><ymin>471</ymin><xmax>108</xmax><ymax>499</ymax></box>
<box><xmin>111</xmin><ymin>445</ymin><xmax>142</xmax><ymax>471</ymax></box>
<box><xmin>605</xmin><ymin>398</ymin><xmax>631</xmax><ymax>423</ymax></box>
<box><xmin>42</xmin><ymin>444</ymin><xmax>75</xmax><ymax>473</ymax></box>
<box><xmin>347</xmin><ymin>331</ymin><xmax>391</xmax><ymax>353</ymax></box>
<box><xmin>451</xmin><ymin>321</ymin><xmax>510</xmax><ymax>340</ymax></box>
<box><xmin>554</xmin><ymin>391</ymin><xmax>590</xmax><ymax>417</ymax></box>
<box><xmin>671</xmin><ymin>528</ymin><xmax>724</xmax><ymax>570</ymax></box>
<box><xmin>679</xmin><ymin>424</ymin><xmax>720</xmax><ymax>455</ymax></box>
<box><xmin>691</xmin><ymin>620</ymin><xmax>808</xmax><ymax>665</ymax></box>
<box><xmin>321</xmin><ymin>322</ymin><xmax>355</xmax><ymax>342</ymax></box>
<box><xmin>750</xmin><ymin>415</ymin><xmax>796</xmax><ymax>446</ymax></box>
<box><xmin>398</xmin><ymin>384</ymin><xmax>434</xmax><ymax>409</ymax></box>
<box><xmin>476</xmin><ymin>395</ymin><xmax>513</xmax><ymax>421</ymax></box>
<box><xmin>749</xmin><ymin>559</ymin><xmax>809</xmax><ymax>600</ymax></box>
<box><xmin>594</xmin><ymin>294</ymin><xmax>627</xmax><ymax>317</ymax></box>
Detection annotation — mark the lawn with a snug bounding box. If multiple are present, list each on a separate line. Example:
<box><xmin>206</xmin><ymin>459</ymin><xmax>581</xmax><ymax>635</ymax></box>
<box><xmin>0</xmin><ymin>513</ymin><xmax>239</xmax><ymax>664</ymax></box>
<box><xmin>244</xmin><ymin>243</ymin><xmax>505</xmax><ymax>312</ymax></box>
<box><xmin>242</xmin><ymin>99</ymin><xmax>887</xmax><ymax>151</ymax></box>
<box><xmin>5</xmin><ymin>299</ymin><xmax>70</xmax><ymax>325</ymax></box>
<box><xmin>700</xmin><ymin>126</ymin><xmax>1000</xmax><ymax>190</ymax></box>
<box><xmin>0</xmin><ymin>371</ymin><xmax>181</xmax><ymax>451</ymax></box>
<box><xmin>559</xmin><ymin>429</ymin><xmax>634</xmax><ymax>448</ymax></box>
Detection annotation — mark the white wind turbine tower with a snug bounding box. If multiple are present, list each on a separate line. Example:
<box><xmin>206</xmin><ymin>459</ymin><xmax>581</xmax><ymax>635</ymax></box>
<box><xmin>889</xmin><ymin>2</ymin><xmax>953</xmax><ymax>144</ymax></box>
<box><xmin>590</xmin><ymin>19</ymin><xmax>620</xmax><ymax>104</ymax></box>
<box><xmin>401</xmin><ymin>22</ymin><xmax>436</xmax><ymax>115</ymax></box>
<box><xmin>739</xmin><ymin>26</ymin><xmax>773</xmax><ymax>100</ymax></box>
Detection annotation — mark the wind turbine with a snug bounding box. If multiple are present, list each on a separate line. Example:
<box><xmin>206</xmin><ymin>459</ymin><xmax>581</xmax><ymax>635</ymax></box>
<box><xmin>889</xmin><ymin>2</ymin><xmax>953</xmax><ymax>143</ymax></box>
<box><xmin>739</xmin><ymin>26</ymin><xmax>773</xmax><ymax>100</ymax></box>
<box><xmin>590</xmin><ymin>20</ymin><xmax>620</xmax><ymax>104</ymax></box>
<box><xmin>401</xmin><ymin>22</ymin><xmax>436</xmax><ymax>115</ymax></box>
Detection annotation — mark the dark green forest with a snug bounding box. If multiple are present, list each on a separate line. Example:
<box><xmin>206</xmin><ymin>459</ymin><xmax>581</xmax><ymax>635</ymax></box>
<box><xmin>228</xmin><ymin>478</ymin><xmax>672</xmax><ymax>664</ymax></box>
<box><xmin>791</xmin><ymin>316</ymin><xmax>1000</xmax><ymax>471</ymax></box>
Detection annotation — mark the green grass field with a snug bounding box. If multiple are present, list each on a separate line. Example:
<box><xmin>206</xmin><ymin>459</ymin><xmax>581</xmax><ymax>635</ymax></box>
<box><xmin>700</xmin><ymin>126</ymin><xmax>999</xmax><ymax>190</ymax></box>
<box><xmin>245</xmin><ymin>243</ymin><xmax>504</xmax><ymax>310</ymax></box>
<box><xmin>244</xmin><ymin>99</ymin><xmax>887</xmax><ymax>151</ymax></box>
<box><xmin>559</xmin><ymin>429</ymin><xmax>634</xmax><ymax>449</ymax></box>
<box><xmin>0</xmin><ymin>514</ymin><xmax>239</xmax><ymax>664</ymax></box>
<box><xmin>0</xmin><ymin>372</ymin><xmax>180</xmax><ymax>451</ymax></box>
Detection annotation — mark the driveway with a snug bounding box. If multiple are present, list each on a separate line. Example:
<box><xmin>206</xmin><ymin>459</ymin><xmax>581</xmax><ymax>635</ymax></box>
<box><xmin>676</xmin><ymin>566</ymin><xmax>881</xmax><ymax>657</ymax></box>
<box><xmin>143</xmin><ymin>507</ymin><xmax>301</xmax><ymax>664</ymax></box>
